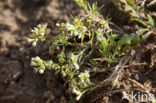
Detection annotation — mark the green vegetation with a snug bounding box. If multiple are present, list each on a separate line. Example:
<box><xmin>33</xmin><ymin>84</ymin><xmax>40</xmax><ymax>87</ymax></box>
<box><xmin>28</xmin><ymin>0</ymin><xmax>155</xmax><ymax>101</ymax></box>
<box><xmin>28</xmin><ymin>24</ymin><xmax>47</xmax><ymax>47</ymax></box>
<box><xmin>111</xmin><ymin>0</ymin><xmax>155</xmax><ymax>38</ymax></box>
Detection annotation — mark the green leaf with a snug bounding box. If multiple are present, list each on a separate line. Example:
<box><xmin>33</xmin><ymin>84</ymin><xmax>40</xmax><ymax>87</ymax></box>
<box><xmin>69</xmin><ymin>53</ymin><xmax>79</xmax><ymax>70</ymax></box>
<box><xmin>31</xmin><ymin>56</ymin><xmax>42</xmax><ymax>66</ymax></box>
<box><xmin>58</xmin><ymin>38</ymin><xmax>71</xmax><ymax>45</ymax></box>
<box><xmin>45</xmin><ymin>60</ymin><xmax>54</xmax><ymax>69</ymax></box>
<box><xmin>147</xmin><ymin>14</ymin><xmax>155</xmax><ymax>26</ymax></box>
<box><xmin>126</xmin><ymin>0</ymin><xmax>134</xmax><ymax>6</ymax></box>
<box><xmin>131</xmin><ymin>18</ymin><xmax>147</xmax><ymax>27</ymax></box>
<box><xmin>117</xmin><ymin>34</ymin><xmax>137</xmax><ymax>50</ymax></box>
<box><xmin>58</xmin><ymin>52</ymin><xmax>66</xmax><ymax>64</ymax></box>
<box><xmin>89</xmin><ymin>60</ymin><xmax>98</xmax><ymax>66</ymax></box>
<box><xmin>74</xmin><ymin>0</ymin><xmax>87</xmax><ymax>11</ymax></box>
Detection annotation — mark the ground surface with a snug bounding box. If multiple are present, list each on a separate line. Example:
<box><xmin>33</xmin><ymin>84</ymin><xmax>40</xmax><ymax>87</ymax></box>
<box><xmin>0</xmin><ymin>0</ymin><xmax>155</xmax><ymax>103</ymax></box>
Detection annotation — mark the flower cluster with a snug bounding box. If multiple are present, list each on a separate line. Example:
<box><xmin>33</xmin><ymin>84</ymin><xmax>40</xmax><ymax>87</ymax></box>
<box><xmin>28</xmin><ymin>24</ymin><xmax>47</xmax><ymax>46</ymax></box>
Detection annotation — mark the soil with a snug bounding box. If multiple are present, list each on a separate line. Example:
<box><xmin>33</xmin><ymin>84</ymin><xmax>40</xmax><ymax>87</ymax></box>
<box><xmin>0</xmin><ymin>0</ymin><xmax>155</xmax><ymax>103</ymax></box>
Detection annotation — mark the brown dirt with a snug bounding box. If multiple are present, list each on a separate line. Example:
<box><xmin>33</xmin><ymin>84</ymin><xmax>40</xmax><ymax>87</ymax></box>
<box><xmin>0</xmin><ymin>0</ymin><xmax>155</xmax><ymax>103</ymax></box>
<box><xmin>0</xmin><ymin>0</ymin><xmax>79</xmax><ymax>103</ymax></box>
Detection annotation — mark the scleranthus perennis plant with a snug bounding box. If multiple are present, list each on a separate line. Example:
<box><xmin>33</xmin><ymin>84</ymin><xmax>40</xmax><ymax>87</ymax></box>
<box><xmin>28</xmin><ymin>0</ymin><xmax>146</xmax><ymax>101</ymax></box>
<box><xmin>28</xmin><ymin>24</ymin><xmax>47</xmax><ymax>46</ymax></box>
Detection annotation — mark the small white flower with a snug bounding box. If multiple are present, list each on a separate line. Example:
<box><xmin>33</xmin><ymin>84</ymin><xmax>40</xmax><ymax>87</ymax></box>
<box><xmin>40</xmin><ymin>32</ymin><xmax>45</xmax><ymax>36</ymax></box>
<box><xmin>73</xmin><ymin>87</ymin><xmax>81</xmax><ymax>95</ymax></box>
<box><xmin>66</xmin><ymin>23</ymin><xmax>75</xmax><ymax>31</ymax></box>
<box><xmin>61</xmin><ymin>23</ymin><xmax>65</xmax><ymax>26</ymax></box>
<box><xmin>39</xmin><ymin>69</ymin><xmax>44</xmax><ymax>74</ymax></box>
<box><xmin>96</xmin><ymin>19</ymin><xmax>99</xmax><ymax>22</ymax></box>
<box><xmin>34</xmin><ymin>28</ymin><xmax>39</xmax><ymax>34</ymax></box>
<box><xmin>32</xmin><ymin>41</ymin><xmax>37</xmax><ymax>47</ymax></box>
<box><xmin>66</xmin><ymin>23</ymin><xmax>70</xmax><ymax>26</ymax></box>
<box><xmin>72</xmin><ymin>87</ymin><xmax>85</xmax><ymax>100</ymax></box>
<box><xmin>78</xmin><ymin>70</ymin><xmax>90</xmax><ymax>83</ymax></box>
<box><xmin>76</xmin><ymin>92</ymin><xmax>84</xmax><ymax>101</ymax></box>
<box><xmin>37</xmin><ymin>24</ymin><xmax>42</xmax><ymax>28</ymax></box>
<box><xmin>74</xmin><ymin>31</ymin><xmax>79</xmax><ymax>36</ymax></box>
<box><xmin>75</xmin><ymin>64</ymin><xmax>79</xmax><ymax>70</ymax></box>
<box><xmin>33</xmin><ymin>56</ymin><xmax>41</xmax><ymax>61</ymax></box>
<box><xmin>27</xmin><ymin>38</ymin><xmax>33</xmax><ymax>42</ymax></box>
<box><xmin>31</xmin><ymin>29</ymin><xmax>34</xmax><ymax>33</ymax></box>
<box><xmin>74</xmin><ymin>19</ymin><xmax>78</xmax><ymax>22</ymax></box>
<box><xmin>56</xmin><ymin>23</ymin><xmax>60</xmax><ymax>27</ymax></box>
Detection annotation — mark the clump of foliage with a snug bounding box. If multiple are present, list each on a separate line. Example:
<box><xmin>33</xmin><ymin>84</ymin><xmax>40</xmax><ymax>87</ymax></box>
<box><xmin>28</xmin><ymin>24</ymin><xmax>47</xmax><ymax>46</ymax></box>
<box><xmin>28</xmin><ymin>0</ymin><xmax>150</xmax><ymax>101</ymax></box>
<box><xmin>111</xmin><ymin>0</ymin><xmax>155</xmax><ymax>37</ymax></box>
